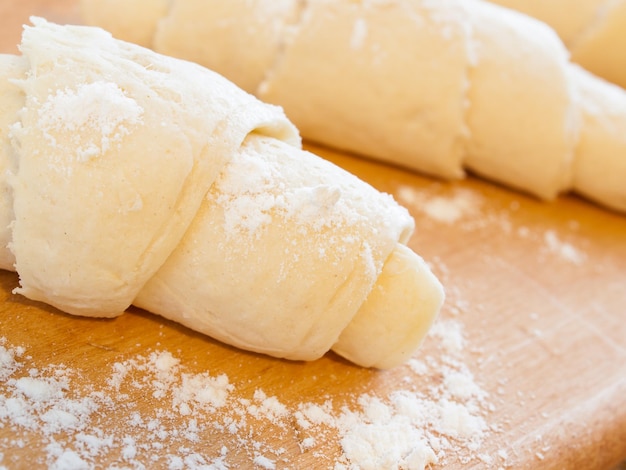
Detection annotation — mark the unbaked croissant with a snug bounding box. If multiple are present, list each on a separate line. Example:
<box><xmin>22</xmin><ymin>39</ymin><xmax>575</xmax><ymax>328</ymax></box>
<box><xmin>81</xmin><ymin>0</ymin><xmax>626</xmax><ymax>213</ymax></box>
<box><xmin>485</xmin><ymin>0</ymin><xmax>626</xmax><ymax>90</ymax></box>
<box><xmin>0</xmin><ymin>18</ymin><xmax>444</xmax><ymax>369</ymax></box>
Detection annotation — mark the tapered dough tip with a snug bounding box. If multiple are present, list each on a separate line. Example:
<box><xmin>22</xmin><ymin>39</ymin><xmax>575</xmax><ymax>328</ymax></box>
<box><xmin>332</xmin><ymin>243</ymin><xmax>444</xmax><ymax>369</ymax></box>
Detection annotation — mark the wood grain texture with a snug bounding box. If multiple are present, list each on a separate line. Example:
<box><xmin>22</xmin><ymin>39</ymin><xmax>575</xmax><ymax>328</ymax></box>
<box><xmin>1</xmin><ymin>1</ymin><xmax>625</xmax><ymax>468</ymax></box>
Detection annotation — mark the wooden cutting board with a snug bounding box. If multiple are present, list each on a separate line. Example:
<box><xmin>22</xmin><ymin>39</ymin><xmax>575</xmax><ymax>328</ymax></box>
<box><xmin>1</xmin><ymin>1</ymin><xmax>625</xmax><ymax>469</ymax></box>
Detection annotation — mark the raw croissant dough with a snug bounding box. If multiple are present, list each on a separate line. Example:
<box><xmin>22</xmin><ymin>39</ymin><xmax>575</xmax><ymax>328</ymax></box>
<box><xmin>81</xmin><ymin>0</ymin><xmax>626</xmax><ymax>213</ymax></box>
<box><xmin>0</xmin><ymin>18</ymin><xmax>444</xmax><ymax>369</ymax></box>
<box><xmin>486</xmin><ymin>0</ymin><xmax>626</xmax><ymax>90</ymax></box>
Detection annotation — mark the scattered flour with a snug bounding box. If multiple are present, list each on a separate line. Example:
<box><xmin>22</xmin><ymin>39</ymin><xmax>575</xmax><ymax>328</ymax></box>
<box><xmin>397</xmin><ymin>186</ymin><xmax>485</xmax><ymax>225</ymax></box>
<box><xmin>542</xmin><ymin>230</ymin><xmax>586</xmax><ymax>265</ymax></box>
<box><xmin>0</xmin><ymin>317</ymin><xmax>492</xmax><ymax>469</ymax></box>
<box><xmin>397</xmin><ymin>184</ymin><xmax>588</xmax><ymax>265</ymax></box>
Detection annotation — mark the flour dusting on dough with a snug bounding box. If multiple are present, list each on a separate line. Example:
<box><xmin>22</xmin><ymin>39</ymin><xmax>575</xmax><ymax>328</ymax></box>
<box><xmin>37</xmin><ymin>81</ymin><xmax>144</xmax><ymax>162</ymax></box>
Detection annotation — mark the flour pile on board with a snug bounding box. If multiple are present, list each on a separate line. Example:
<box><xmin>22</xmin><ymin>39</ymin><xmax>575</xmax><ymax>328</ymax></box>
<box><xmin>0</xmin><ymin>317</ymin><xmax>493</xmax><ymax>469</ymax></box>
<box><xmin>541</xmin><ymin>229</ymin><xmax>587</xmax><ymax>265</ymax></box>
<box><xmin>396</xmin><ymin>184</ymin><xmax>512</xmax><ymax>232</ymax></box>
<box><xmin>294</xmin><ymin>318</ymin><xmax>493</xmax><ymax>469</ymax></box>
<box><xmin>397</xmin><ymin>185</ymin><xmax>485</xmax><ymax>225</ymax></box>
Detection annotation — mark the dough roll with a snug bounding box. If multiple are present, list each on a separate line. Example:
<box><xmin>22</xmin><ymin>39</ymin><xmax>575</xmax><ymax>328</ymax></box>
<box><xmin>485</xmin><ymin>0</ymin><xmax>626</xmax><ymax>90</ymax></box>
<box><xmin>0</xmin><ymin>19</ymin><xmax>444</xmax><ymax>369</ymax></box>
<box><xmin>82</xmin><ymin>0</ymin><xmax>626</xmax><ymax>213</ymax></box>
<box><xmin>571</xmin><ymin>65</ymin><xmax>626</xmax><ymax>212</ymax></box>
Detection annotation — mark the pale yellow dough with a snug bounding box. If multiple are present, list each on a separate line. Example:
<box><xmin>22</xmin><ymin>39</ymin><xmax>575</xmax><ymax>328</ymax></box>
<box><xmin>81</xmin><ymin>0</ymin><xmax>168</xmax><ymax>47</ymax></box>
<box><xmin>81</xmin><ymin>0</ymin><xmax>626</xmax><ymax>213</ymax></box>
<box><xmin>486</xmin><ymin>0</ymin><xmax>608</xmax><ymax>46</ymax></box>
<box><xmin>572</xmin><ymin>65</ymin><xmax>626</xmax><ymax>213</ymax></box>
<box><xmin>135</xmin><ymin>134</ymin><xmax>443</xmax><ymax>364</ymax></box>
<box><xmin>333</xmin><ymin>243</ymin><xmax>443</xmax><ymax>369</ymax></box>
<box><xmin>0</xmin><ymin>19</ymin><xmax>444</xmax><ymax>369</ymax></box>
<box><xmin>10</xmin><ymin>18</ymin><xmax>298</xmax><ymax>317</ymax></box>
<box><xmin>256</xmin><ymin>0</ymin><xmax>471</xmax><ymax>180</ymax></box>
<box><xmin>155</xmin><ymin>0</ymin><xmax>301</xmax><ymax>96</ymax></box>
<box><xmin>569</xmin><ymin>1</ymin><xmax>626</xmax><ymax>91</ymax></box>
<box><xmin>0</xmin><ymin>55</ymin><xmax>26</xmax><ymax>271</ymax></box>
<box><xmin>462</xmin><ymin>0</ymin><xmax>576</xmax><ymax>200</ymax></box>
<box><xmin>487</xmin><ymin>0</ymin><xmax>626</xmax><ymax>90</ymax></box>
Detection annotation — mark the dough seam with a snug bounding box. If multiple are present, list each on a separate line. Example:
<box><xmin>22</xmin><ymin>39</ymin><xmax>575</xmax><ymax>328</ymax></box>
<box><xmin>568</xmin><ymin>0</ymin><xmax>619</xmax><ymax>51</ymax></box>
<box><xmin>257</xmin><ymin>0</ymin><xmax>309</xmax><ymax>97</ymax></box>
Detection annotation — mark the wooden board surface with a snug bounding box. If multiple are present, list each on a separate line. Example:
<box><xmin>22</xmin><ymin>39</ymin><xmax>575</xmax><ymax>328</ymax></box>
<box><xmin>1</xmin><ymin>1</ymin><xmax>626</xmax><ymax>469</ymax></box>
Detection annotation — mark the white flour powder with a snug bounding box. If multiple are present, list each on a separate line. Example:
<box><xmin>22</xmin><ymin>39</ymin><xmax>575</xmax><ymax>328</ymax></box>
<box><xmin>397</xmin><ymin>186</ymin><xmax>485</xmax><ymax>225</ymax></box>
<box><xmin>397</xmin><ymin>183</ymin><xmax>588</xmax><ymax>266</ymax></box>
<box><xmin>36</xmin><ymin>81</ymin><xmax>144</xmax><ymax>162</ymax></box>
<box><xmin>542</xmin><ymin>229</ymin><xmax>586</xmax><ymax>265</ymax></box>
<box><xmin>0</xmin><ymin>314</ymin><xmax>492</xmax><ymax>469</ymax></box>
